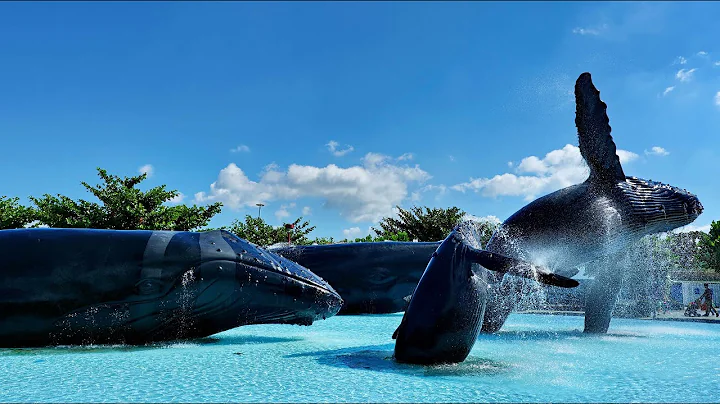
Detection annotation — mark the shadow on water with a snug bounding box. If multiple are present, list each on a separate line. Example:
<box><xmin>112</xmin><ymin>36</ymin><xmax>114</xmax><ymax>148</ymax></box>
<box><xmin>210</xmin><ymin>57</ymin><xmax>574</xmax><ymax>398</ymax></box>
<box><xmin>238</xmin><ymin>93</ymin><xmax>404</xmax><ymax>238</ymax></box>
<box><xmin>0</xmin><ymin>335</ymin><xmax>303</xmax><ymax>357</ymax></box>
<box><xmin>285</xmin><ymin>344</ymin><xmax>512</xmax><ymax>378</ymax></box>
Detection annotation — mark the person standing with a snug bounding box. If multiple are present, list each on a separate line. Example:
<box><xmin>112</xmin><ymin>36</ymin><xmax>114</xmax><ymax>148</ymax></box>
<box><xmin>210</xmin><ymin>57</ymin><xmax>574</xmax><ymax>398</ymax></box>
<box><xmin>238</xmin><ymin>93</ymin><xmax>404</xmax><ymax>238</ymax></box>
<box><xmin>699</xmin><ymin>283</ymin><xmax>718</xmax><ymax>317</ymax></box>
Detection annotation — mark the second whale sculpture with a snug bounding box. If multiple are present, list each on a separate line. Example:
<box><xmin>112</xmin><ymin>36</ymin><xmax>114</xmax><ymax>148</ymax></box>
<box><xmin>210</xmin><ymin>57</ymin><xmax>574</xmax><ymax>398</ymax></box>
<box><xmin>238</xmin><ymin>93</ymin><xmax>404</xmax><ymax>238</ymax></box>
<box><xmin>392</xmin><ymin>221</ymin><xmax>577</xmax><ymax>365</ymax></box>
<box><xmin>0</xmin><ymin>228</ymin><xmax>343</xmax><ymax>347</ymax></box>
<box><xmin>269</xmin><ymin>241</ymin><xmax>440</xmax><ymax>314</ymax></box>
<box><xmin>481</xmin><ymin>72</ymin><xmax>703</xmax><ymax>334</ymax></box>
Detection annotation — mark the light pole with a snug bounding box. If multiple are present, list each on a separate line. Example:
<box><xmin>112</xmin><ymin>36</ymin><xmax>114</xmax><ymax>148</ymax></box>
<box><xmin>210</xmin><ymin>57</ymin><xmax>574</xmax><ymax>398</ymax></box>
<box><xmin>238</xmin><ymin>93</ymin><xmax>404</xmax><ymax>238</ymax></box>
<box><xmin>256</xmin><ymin>203</ymin><xmax>265</xmax><ymax>219</ymax></box>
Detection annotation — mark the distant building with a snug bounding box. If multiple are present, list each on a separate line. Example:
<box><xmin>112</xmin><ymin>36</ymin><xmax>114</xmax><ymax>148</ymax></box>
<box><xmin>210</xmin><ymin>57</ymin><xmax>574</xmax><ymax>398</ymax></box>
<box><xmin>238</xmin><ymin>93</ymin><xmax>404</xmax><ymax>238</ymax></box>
<box><xmin>669</xmin><ymin>270</ymin><xmax>720</xmax><ymax>306</ymax></box>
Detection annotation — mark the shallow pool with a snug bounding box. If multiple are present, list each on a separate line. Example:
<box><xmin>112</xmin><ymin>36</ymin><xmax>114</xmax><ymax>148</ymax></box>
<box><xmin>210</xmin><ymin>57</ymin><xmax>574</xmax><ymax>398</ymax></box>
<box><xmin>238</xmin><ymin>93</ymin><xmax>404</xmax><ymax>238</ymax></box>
<box><xmin>1</xmin><ymin>313</ymin><xmax>718</xmax><ymax>402</ymax></box>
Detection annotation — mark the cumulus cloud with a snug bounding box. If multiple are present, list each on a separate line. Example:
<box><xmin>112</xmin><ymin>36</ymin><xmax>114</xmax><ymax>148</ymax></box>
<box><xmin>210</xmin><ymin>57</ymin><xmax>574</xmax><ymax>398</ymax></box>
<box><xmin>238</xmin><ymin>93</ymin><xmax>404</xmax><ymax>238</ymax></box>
<box><xmin>715</xmin><ymin>91</ymin><xmax>720</xmax><ymax>108</ymax></box>
<box><xmin>674</xmin><ymin>56</ymin><xmax>688</xmax><ymax>65</ymax></box>
<box><xmin>230</xmin><ymin>145</ymin><xmax>250</xmax><ymax>153</ymax></box>
<box><xmin>326</xmin><ymin>140</ymin><xmax>354</xmax><ymax>157</ymax></box>
<box><xmin>275</xmin><ymin>202</ymin><xmax>296</xmax><ymax>220</ymax></box>
<box><xmin>452</xmin><ymin>144</ymin><xmax>638</xmax><ymax>201</ymax></box>
<box><xmin>138</xmin><ymin>164</ymin><xmax>154</xmax><ymax>178</ymax></box>
<box><xmin>662</xmin><ymin>86</ymin><xmax>675</xmax><ymax>96</ymax></box>
<box><xmin>167</xmin><ymin>192</ymin><xmax>185</xmax><ymax>204</ymax></box>
<box><xmin>697</xmin><ymin>51</ymin><xmax>709</xmax><ymax>57</ymax></box>
<box><xmin>675</xmin><ymin>68</ymin><xmax>697</xmax><ymax>82</ymax></box>
<box><xmin>302</xmin><ymin>206</ymin><xmax>312</xmax><ymax>216</ymax></box>
<box><xmin>194</xmin><ymin>153</ymin><xmax>431</xmax><ymax>223</ymax></box>
<box><xmin>397</xmin><ymin>153</ymin><xmax>414</xmax><ymax>161</ymax></box>
<box><xmin>645</xmin><ymin>146</ymin><xmax>669</xmax><ymax>156</ymax></box>
<box><xmin>343</xmin><ymin>227</ymin><xmax>362</xmax><ymax>238</ymax></box>
<box><xmin>714</xmin><ymin>61</ymin><xmax>720</xmax><ymax>67</ymax></box>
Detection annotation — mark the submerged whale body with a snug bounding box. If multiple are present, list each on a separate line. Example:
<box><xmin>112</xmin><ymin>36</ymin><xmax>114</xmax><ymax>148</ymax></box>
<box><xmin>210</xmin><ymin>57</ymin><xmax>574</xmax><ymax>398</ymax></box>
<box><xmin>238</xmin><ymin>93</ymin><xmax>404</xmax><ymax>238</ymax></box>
<box><xmin>481</xmin><ymin>72</ymin><xmax>703</xmax><ymax>334</ymax></box>
<box><xmin>392</xmin><ymin>222</ymin><xmax>577</xmax><ymax>365</ymax></box>
<box><xmin>0</xmin><ymin>228</ymin><xmax>343</xmax><ymax>347</ymax></box>
<box><xmin>269</xmin><ymin>241</ymin><xmax>440</xmax><ymax>314</ymax></box>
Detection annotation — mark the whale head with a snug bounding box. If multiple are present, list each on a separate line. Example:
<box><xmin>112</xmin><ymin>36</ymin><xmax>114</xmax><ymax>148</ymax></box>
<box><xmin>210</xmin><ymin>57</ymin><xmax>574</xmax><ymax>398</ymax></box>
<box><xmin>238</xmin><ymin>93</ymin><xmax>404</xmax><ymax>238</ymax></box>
<box><xmin>618</xmin><ymin>176</ymin><xmax>703</xmax><ymax>236</ymax></box>
<box><xmin>0</xmin><ymin>229</ymin><xmax>344</xmax><ymax>346</ymax></box>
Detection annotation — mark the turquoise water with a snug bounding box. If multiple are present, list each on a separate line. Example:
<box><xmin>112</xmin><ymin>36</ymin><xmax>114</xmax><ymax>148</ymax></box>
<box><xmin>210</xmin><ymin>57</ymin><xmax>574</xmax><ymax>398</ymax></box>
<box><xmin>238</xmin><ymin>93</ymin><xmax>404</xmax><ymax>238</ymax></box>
<box><xmin>1</xmin><ymin>313</ymin><xmax>719</xmax><ymax>403</ymax></box>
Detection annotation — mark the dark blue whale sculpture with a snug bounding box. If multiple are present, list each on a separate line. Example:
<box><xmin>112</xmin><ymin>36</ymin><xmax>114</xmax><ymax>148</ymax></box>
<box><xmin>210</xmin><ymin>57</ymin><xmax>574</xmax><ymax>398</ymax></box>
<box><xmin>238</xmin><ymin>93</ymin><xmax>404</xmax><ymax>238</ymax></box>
<box><xmin>392</xmin><ymin>222</ymin><xmax>578</xmax><ymax>365</ymax></box>
<box><xmin>481</xmin><ymin>72</ymin><xmax>704</xmax><ymax>334</ymax></box>
<box><xmin>269</xmin><ymin>241</ymin><xmax>441</xmax><ymax>314</ymax></box>
<box><xmin>0</xmin><ymin>228</ymin><xmax>343</xmax><ymax>347</ymax></box>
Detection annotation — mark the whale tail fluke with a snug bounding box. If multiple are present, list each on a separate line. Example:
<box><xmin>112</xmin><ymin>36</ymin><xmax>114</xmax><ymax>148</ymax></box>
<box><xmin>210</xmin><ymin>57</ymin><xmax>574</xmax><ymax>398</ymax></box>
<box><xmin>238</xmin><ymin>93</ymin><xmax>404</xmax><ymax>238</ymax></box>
<box><xmin>466</xmin><ymin>247</ymin><xmax>579</xmax><ymax>288</ymax></box>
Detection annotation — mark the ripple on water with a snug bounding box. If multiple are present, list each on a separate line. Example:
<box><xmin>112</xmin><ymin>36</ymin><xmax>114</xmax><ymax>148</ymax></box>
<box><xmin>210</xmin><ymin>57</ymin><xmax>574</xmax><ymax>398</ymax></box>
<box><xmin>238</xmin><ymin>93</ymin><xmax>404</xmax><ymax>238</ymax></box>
<box><xmin>1</xmin><ymin>313</ymin><xmax>719</xmax><ymax>402</ymax></box>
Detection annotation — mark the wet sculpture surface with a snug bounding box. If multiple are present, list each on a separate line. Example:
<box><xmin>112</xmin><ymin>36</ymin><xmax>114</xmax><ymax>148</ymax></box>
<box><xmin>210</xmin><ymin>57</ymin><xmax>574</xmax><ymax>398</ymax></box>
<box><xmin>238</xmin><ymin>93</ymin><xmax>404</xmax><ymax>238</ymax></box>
<box><xmin>481</xmin><ymin>73</ymin><xmax>703</xmax><ymax>334</ymax></box>
<box><xmin>0</xmin><ymin>228</ymin><xmax>343</xmax><ymax>347</ymax></box>
<box><xmin>392</xmin><ymin>222</ymin><xmax>577</xmax><ymax>365</ymax></box>
<box><xmin>269</xmin><ymin>241</ymin><xmax>440</xmax><ymax>314</ymax></box>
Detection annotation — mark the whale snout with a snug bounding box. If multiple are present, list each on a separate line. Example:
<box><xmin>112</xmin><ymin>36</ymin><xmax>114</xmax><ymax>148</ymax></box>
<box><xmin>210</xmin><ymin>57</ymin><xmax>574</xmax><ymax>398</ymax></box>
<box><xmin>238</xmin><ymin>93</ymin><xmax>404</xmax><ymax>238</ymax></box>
<box><xmin>685</xmin><ymin>197</ymin><xmax>703</xmax><ymax>217</ymax></box>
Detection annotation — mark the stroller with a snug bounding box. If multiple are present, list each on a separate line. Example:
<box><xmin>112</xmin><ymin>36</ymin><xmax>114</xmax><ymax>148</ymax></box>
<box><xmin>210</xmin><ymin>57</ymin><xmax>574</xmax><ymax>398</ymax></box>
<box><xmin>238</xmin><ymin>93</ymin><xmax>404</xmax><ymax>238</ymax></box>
<box><xmin>685</xmin><ymin>300</ymin><xmax>702</xmax><ymax>317</ymax></box>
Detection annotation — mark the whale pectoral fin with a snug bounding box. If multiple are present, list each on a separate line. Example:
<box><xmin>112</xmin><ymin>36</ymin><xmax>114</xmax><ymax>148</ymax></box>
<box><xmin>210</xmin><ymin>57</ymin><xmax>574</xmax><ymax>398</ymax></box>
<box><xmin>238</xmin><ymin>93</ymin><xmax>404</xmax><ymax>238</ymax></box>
<box><xmin>575</xmin><ymin>72</ymin><xmax>625</xmax><ymax>184</ymax></box>
<box><xmin>466</xmin><ymin>247</ymin><xmax>579</xmax><ymax>288</ymax></box>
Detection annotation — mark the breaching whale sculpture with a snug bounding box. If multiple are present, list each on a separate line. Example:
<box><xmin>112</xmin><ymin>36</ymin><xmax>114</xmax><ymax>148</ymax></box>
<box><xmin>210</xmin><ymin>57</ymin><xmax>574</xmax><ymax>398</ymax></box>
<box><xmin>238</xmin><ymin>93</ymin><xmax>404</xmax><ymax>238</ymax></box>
<box><xmin>269</xmin><ymin>241</ymin><xmax>440</xmax><ymax>314</ymax></box>
<box><xmin>392</xmin><ymin>222</ymin><xmax>578</xmax><ymax>365</ymax></box>
<box><xmin>0</xmin><ymin>228</ymin><xmax>343</xmax><ymax>347</ymax></box>
<box><xmin>481</xmin><ymin>72</ymin><xmax>703</xmax><ymax>334</ymax></box>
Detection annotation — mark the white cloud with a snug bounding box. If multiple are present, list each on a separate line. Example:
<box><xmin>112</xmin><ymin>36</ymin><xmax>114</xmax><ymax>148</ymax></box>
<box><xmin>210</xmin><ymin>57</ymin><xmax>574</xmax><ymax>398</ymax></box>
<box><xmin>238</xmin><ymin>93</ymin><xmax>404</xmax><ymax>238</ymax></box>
<box><xmin>507</xmin><ymin>161</ymin><xmax>514</xmax><ymax>168</ymax></box>
<box><xmin>302</xmin><ymin>206</ymin><xmax>312</xmax><ymax>216</ymax></box>
<box><xmin>274</xmin><ymin>202</ymin><xmax>296</xmax><ymax>220</ymax></box>
<box><xmin>715</xmin><ymin>91</ymin><xmax>720</xmax><ymax>109</ymax></box>
<box><xmin>167</xmin><ymin>192</ymin><xmax>185</xmax><ymax>204</ymax></box>
<box><xmin>697</xmin><ymin>51</ymin><xmax>709</xmax><ymax>57</ymax></box>
<box><xmin>452</xmin><ymin>144</ymin><xmax>638</xmax><ymax>201</ymax></box>
<box><xmin>343</xmin><ymin>227</ymin><xmax>362</xmax><ymax>238</ymax></box>
<box><xmin>230</xmin><ymin>145</ymin><xmax>250</xmax><ymax>153</ymax></box>
<box><xmin>644</xmin><ymin>146</ymin><xmax>669</xmax><ymax>156</ymax></box>
<box><xmin>674</xmin><ymin>223</ymin><xmax>711</xmax><ymax>234</ymax></box>
<box><xmin>675</xmin><ymin>68</ymin><xmax>697</xmax><ymax>82</ymax></box>
<box><xmin>195</xmin><ymin>153</ymin><xmax>431</xmax><ymax>223</ymax></box>
<box><xmin>662</xmin><ymin>86</ymin><xmax>675</xmax><ymax>96</ymax></box>
<box><xmin>714</xmin><ymin>61</ymin><xmax>720</xmax><ymax>67</ymax></box>
<box><xmin>572</xmin><ymin>26</ymin><xmax>602</xmax><ymax>36</ymax></box>
<box><xmin>138</xmin><ymin>164</ymin><xmax>154</xmax><ymax>178</ymax></box>
<box><xmin>326</xmin><ymin>140</ymin><xmax>354</xmax><ymax>157</ymax></box>
<box><xmin>674</xmin><ymin>56</ymin><xmax>688</xmax><ymax>65</ymax></box>
<box><xmin>397</xmin><ymin>153</ymin><xmax>414</xmax><ymax>161</ymax></box>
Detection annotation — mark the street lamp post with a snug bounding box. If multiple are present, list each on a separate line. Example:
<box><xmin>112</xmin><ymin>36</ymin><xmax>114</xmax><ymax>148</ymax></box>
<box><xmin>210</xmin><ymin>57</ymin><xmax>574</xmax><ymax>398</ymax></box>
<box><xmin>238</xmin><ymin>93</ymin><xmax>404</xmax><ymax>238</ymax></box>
<box><xmin>256</xmin><ymin>203</ymin><xmax>265</xmax><ymax>219</ymax></box>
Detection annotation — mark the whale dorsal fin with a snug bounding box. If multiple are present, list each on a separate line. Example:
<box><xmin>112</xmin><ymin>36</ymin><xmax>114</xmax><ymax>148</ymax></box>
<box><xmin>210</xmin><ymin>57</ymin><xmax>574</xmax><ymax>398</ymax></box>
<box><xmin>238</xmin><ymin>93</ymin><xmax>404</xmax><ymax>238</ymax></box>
<box><xmin>575</xmin><ymin>72</ymin><xmax>625</xmax><ymax>185</ymax></box>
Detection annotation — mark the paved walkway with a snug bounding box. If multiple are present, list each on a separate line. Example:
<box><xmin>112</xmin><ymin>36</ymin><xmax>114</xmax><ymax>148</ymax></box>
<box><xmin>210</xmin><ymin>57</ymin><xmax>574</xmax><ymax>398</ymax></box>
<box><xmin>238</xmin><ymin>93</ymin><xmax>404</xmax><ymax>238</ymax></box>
<box><xmin>517</xmin><ymin>310</ymin><xmax>720</xmax><ymax>324</ymax></box>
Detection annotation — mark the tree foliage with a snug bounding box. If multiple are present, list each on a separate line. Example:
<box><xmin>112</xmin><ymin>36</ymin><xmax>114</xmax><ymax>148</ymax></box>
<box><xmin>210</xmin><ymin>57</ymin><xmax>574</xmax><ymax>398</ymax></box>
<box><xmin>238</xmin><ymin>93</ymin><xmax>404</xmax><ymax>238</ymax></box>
<box><xmin>30</xmin><ymin>168</ymin><xmax>222</xmax><ymax>231</ymax></box>
<box><xmin>228</xmin><ymin>215</ymin><xmax>316</xmax><ymax>247</ymax></box>
<box><xmin>372</xmin><ymin>205</ymin><xmax>466</xmax><ymax>242</ymax></box>
<box><xmin>0</xmin><ymin>196</ymin><xmax>38</xmax><ymax>230</ymax></box>
<box><xmin>697</xmin><ymin>221</ymin><xmax>720</xmax><ymax>273</ymax></box>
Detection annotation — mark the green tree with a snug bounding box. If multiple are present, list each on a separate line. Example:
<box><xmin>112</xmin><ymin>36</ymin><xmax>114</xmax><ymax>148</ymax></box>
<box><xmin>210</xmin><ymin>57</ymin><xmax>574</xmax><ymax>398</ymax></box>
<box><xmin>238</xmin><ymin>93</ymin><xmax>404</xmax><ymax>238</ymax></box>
<box><xmin>372</xmin><ymin>205</ymin><xmax>466</xmax><ymax>242</ymax></box>
<box><xmin>30</xmin><ymin>168</ymin><xmax>222</xmax><ymax>231</ymax></box>
<box><xmin>228</xmin><ymin>215</ymin><xmax>316</xmax><ymax>247</ymax></box>
<box><xmin>697</xmin><ymin>220</ymin><xmax>720</xmax><ymax>273</ymax></box>
<box><xmin>0</xmin><ymin>196</ymin><xmax>38</xmax><ymax>230</ymax></box>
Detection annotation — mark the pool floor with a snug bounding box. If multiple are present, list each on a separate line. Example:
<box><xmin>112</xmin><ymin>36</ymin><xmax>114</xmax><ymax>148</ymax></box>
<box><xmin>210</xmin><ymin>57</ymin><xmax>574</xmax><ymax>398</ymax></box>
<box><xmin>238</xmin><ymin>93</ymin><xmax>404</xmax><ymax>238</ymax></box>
<box><xmin>1</xmin><ymin>313</ymin><xmax>719</xmax><ymax>402</ymax></box>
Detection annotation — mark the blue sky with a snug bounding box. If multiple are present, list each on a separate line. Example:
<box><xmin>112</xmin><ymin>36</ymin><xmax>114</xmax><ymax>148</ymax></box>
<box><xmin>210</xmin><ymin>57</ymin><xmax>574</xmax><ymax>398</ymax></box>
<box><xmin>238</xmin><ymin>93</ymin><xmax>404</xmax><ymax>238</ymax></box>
<box><xmin>1</xmin><ymin>2</ymin><xmax>718</xmax><ymax>240</ymax></box>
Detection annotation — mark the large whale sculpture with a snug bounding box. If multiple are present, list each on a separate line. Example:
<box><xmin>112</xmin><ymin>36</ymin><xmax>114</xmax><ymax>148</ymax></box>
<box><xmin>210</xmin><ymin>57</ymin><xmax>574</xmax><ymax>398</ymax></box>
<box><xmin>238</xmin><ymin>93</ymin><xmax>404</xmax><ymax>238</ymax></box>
<box><xmin>481</xmin><ymin>72</ymin><xmax>703</xmax><ymax>334</ymax></box>
<box><xmin>0</xmin><ymin>228</ymin><xmax>343</xmax><ymax>347</ymax></box>
<box><xmin>392</xmin><ymin>222</ymin><xmax>578</xmax><ymax>365</ymax></box>
<box><xmin>269</xmin><ymin>241</ymin><xmax>440</xmax><ymax>314</ymax></box>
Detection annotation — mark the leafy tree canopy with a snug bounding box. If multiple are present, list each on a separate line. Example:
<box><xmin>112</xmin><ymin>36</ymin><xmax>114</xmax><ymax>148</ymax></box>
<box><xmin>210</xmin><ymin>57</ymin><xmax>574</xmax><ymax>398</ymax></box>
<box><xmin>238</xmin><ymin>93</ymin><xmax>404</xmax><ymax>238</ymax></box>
<box><xmin>697</xmin><ymin>221</ymin><xmax>720</xmax><ymax>273</ymax></box>
<box><xmin>30</xmin><ymin>168</ymin><xmax>222</xmax><ymax>231</ymax></box>
<box><xmin>0</xmin><ymin>196</ymin><xmax>38</xmax><ymax>230</ymax></box>
<box><xmin>372</xmin><ymin>205</ymin><xmax>466</xmax><ymax>242</ymax></box>
<box><xmin>227</xmin><ymin>215</ymin><xmax>316</xmax><ymax>247</ymax></box>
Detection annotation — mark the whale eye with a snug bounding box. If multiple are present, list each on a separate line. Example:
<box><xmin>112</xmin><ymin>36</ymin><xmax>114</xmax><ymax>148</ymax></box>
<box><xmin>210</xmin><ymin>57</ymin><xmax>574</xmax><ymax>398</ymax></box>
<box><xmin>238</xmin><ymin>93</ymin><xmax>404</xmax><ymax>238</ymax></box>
<box><xmin>135</xmin><ymin>279</ymin><xmax>164</xmax><ymax>295</ymax></box>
